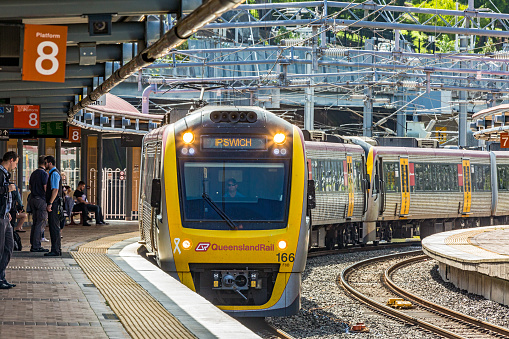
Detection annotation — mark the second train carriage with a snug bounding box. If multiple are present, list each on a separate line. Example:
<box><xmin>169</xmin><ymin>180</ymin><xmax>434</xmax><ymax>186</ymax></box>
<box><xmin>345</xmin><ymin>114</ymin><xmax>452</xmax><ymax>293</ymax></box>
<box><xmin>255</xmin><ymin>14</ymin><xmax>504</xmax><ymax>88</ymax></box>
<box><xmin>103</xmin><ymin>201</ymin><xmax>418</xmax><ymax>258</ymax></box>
<box><xmin>365</xmin><ymin>146</ymin><xmax>494</xmax><ymax>240</ymax></box>
<box><xmin>139</xmin><ymin>106</ymin><xmax>313</xmax><ymax>317</ymax></box>
<box><xmin>304</xmin><ymin>131</ymin><xmax>509</xmax><ymax>248</ymax></box>
<box><xmin>306</xmin><ymin>140</ymin><xmax>368</xmax><ymax>249</ymax></box>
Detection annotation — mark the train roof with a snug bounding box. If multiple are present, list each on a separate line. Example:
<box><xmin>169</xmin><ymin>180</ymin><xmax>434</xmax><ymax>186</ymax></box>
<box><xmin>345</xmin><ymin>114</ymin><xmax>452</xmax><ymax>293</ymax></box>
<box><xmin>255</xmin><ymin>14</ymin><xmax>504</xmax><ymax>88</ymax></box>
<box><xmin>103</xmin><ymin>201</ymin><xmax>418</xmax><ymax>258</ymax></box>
<box><xmin>371</xmin><ymin>146</ymin><xmax>490</xmax><ymax>159</ymax></box>
<box><xmin>305</xmin><ymin>140</ymin><xmax>364</xmax><ymax>154</ymax></box>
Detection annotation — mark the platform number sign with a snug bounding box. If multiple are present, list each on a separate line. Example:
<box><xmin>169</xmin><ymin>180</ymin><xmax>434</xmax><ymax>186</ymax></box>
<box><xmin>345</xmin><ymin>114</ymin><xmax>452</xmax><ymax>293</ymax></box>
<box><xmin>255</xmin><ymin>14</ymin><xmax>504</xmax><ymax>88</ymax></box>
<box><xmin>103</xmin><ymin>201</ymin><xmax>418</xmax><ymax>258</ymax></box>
<box><xmin>22</xmin><ymin>24</ymin><xmax>68</xmax><ymax>83</ymax></box>
<box><xmin>68</xmin><ymin>126</ymin><xmax>81</xmax><ymax>143</ymax></box>
<box><xmin>501</xmin><ymin>133</ymin><xmax>509</xmax><ymax>148</ymax></box>
<box><xmin>14</xmin><ymin>105</ymin><xmax>40</xmax><ymax>129</ymax></box>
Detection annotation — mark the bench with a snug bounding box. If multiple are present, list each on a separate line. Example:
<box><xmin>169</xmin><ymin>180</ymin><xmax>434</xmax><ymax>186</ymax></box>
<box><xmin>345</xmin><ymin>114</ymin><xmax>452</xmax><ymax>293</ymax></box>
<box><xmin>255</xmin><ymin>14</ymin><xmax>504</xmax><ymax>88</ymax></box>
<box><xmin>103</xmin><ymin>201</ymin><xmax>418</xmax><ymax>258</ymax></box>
<box><xmin>68</xmin><ymin>211</ymin><xmax>95</xmax><ymax>225</ymax></box>
<box><xmin>69</xmin><ymin>211</ymin><xmax>84</xmax><ymax>225</ymax></box>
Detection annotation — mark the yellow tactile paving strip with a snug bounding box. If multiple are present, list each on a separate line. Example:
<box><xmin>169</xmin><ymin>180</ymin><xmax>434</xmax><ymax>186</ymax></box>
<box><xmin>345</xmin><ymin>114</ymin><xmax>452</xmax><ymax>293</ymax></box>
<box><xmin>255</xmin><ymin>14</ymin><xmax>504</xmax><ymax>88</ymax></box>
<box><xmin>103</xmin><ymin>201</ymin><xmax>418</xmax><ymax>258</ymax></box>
<box><xmin>445</xmin><ymin>228</ymin><xmax>503</xmax><ymax>259</ymax></box>
<box><xmin>71</xmin><ymin>232</ymin><xmax>197</xmax><ymax>339</ymax></box>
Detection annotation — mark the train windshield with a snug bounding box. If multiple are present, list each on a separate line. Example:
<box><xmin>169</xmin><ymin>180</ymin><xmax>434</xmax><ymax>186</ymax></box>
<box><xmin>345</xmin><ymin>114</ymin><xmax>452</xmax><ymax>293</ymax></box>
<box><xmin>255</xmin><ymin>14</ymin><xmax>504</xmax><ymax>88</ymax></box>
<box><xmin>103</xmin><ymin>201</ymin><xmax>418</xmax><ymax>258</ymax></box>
<box><xmin>180</xmin><ymin>160</ymin><xmax>290</xmax><ymax>230</ymax></box>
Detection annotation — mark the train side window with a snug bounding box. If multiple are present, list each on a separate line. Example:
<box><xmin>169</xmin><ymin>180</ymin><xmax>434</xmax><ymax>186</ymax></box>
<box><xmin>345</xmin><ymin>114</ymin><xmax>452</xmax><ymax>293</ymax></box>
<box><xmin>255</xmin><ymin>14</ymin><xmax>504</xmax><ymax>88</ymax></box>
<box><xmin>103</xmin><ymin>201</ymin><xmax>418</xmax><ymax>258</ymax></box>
<box><xmin>471</xmin><ymin>164</ymin><xmax>491</xmax><ymax>192</ymax></box>
<box><xmin>354</xmin><ymin>160</ymin><xmax>363</xmax><ymax>192</ymax></box>
<box><xmin>372</xmin><ymin>161</ymin><xmax>379</xmax><ymax>194</ymax></box>
<box><xmin>498</xmin><ymin>165</ymin><xmax>509</xmax><ymax>190</ymax></box>
<box><xmin>383</xmin><ymin>162</ymin><xmax>400</xmax><ymax>192</ymax></box>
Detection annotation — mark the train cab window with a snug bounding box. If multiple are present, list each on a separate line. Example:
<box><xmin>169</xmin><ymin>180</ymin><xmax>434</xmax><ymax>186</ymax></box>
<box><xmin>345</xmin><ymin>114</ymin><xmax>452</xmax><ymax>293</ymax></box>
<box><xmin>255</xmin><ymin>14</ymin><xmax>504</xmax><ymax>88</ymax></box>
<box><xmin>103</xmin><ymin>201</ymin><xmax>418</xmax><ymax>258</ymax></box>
<box><xmin>471</xmin><ymin>164</ymin><xmax>491</xmax><ymax>192</ymax></box>
<box><xmin>383</xmin><ymin>162</ymin><xmax>400</xmax><ymax>192</ymax></box>
<box><xmin>180</xmin><ymin>161</ymin><xmax>289</xmax><ymax>230</ymax></box>
<box><xmin>498</xmin><ymin>165</ymin><xmax>509</xmax><ymax>190</ymax></box>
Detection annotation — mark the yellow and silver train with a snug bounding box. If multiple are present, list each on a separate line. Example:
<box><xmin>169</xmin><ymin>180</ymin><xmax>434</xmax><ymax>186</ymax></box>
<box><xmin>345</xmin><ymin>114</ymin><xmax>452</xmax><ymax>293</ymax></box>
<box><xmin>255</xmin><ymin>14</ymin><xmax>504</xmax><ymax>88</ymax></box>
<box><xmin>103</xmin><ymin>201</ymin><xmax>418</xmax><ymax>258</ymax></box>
<box><xmin>139</xmin><ymin>106</ymin><xmax>313</xmax><ymax>316</ymax></box>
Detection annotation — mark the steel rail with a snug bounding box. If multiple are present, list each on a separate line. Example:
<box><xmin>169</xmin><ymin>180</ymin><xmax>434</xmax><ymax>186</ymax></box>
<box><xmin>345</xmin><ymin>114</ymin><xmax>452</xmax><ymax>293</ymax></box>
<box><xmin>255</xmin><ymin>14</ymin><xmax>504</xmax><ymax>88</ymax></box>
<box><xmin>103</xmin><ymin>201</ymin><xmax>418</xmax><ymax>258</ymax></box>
<box><xmin>340</xmin><ymin>251</ymin><xmax>466</xmax><ymax>339</ymax></box>
<box><xmin>385</xmin><ymin>256</ymin><xmax>509</xmax><ymax>338</ymax></box>
<box><xmin>307</xmin><ymin>241</ymin><xmax>421</xmax><ymax>258</ymax></box>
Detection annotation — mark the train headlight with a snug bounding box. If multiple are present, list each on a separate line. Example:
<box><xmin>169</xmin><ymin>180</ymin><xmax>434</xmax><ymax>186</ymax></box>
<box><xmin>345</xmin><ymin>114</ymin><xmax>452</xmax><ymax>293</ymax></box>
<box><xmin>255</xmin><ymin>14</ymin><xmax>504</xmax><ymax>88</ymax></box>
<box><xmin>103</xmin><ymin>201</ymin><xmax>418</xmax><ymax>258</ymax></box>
<box><xmin>182</xmin><ymin>239</ymin><xmax>192</xmax><ymax>250</ymax></box>
<box><xmin>277</xmin><ymin>240</ymin><xmax>287</xmax><ymax>250</ymax></box>
<box><xmin>183</xmin><ymin>132</ymin><xmax>194</xmax><ymax>144</ymax></box>
<box><xmin>273</xmin><ymin>133</ymin><xmax>286</xmax><ymax>144</ymax></box>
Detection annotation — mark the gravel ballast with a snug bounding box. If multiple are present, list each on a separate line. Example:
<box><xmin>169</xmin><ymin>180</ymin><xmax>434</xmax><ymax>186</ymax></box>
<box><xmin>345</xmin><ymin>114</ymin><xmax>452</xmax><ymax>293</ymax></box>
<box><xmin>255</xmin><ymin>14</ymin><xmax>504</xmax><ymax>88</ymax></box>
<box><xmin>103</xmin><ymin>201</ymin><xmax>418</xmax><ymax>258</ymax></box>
<box><xmin>267</xmin><ymin>246</ymin><xmax>508</xmax><ymax>338</ymax></box>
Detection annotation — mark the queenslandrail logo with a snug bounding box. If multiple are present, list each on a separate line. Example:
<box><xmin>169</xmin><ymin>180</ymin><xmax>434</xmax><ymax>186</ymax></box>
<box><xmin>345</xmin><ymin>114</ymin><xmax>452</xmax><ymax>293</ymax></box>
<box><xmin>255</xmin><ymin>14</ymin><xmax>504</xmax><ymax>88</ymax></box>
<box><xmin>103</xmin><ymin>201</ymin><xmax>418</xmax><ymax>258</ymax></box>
<box><xmin>195</xmin><ymin>242</ymin><xmax>274</xmax><ymax>252</ymax></box>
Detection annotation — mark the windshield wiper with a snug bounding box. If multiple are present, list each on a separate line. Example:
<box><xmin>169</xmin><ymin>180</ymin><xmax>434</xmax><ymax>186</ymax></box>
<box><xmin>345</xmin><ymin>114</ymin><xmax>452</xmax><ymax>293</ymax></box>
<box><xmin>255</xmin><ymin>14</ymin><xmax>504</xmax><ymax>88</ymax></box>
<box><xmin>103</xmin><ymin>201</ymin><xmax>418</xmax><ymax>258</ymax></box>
<box><xmin>202</xmin><ymin>193</ymin><xmax>238</xmax><ymax>230</ymax></box>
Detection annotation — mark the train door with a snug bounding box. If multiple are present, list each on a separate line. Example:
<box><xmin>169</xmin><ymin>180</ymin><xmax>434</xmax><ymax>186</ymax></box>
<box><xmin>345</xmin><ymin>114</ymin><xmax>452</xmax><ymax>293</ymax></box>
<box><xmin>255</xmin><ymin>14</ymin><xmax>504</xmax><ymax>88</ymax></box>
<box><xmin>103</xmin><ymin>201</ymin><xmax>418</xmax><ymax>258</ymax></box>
<box><xmin>399</xmin><ymin>157</ymin><xmax>410</xmax><ymax>217</ymax></box>
<box><xmin>151</xmin><ymin>141</ymin><xmax>163</xmax><ymax>253</ymax></box>
<box><xmin>461</xmin><ymin>159</ymin><xmax>472</xmax><ymax>214</ymax></box>
<box><xmin>346</xmin><ymin>154</ymin><xmax>354</xmax><ymax>218</ymax></box>
<box><xmin>377</xmin><ymin>157</ymin><xmax>385</xmax><ymax>215</ymax></box>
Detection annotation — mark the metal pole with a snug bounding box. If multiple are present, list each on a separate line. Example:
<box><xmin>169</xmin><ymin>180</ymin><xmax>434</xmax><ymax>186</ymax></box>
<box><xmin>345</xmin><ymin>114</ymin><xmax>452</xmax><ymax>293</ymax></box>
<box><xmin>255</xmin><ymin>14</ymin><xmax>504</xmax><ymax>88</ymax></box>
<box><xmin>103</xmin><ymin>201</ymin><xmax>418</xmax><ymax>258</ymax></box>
<box><xmin>55</xmin><ymin>138</ymin><xmax>61</xmax><ymax>171</ymax></box>
<box><xmin>396</xmin><ymin>86</ymin><xmax>405</xmax><ymax>137</ymax></box>
<box><xmin>17</xmin><ymin>139</ymin><xmax>23</xmax><ymax>193</ymax></box>
<box><xmin>459</xmin><ymin>36</ymin><xmax>468</xmax><ymax>147</ymax></box>
<box><xmin>81</xmin><ymin>130</ymin><xmax>88</xmax><ymax>186</ymax></box>
<box><xmin>97</xmin><ymin>133</ymin><xmax>103</xmax><ymax>210</ymax></box>
<box><xmin>363</xmin><ymin>87</ymin><xmax>373</xmax><ymax>137</ymax></box>
<box><xmin>125</xmin><ymin>147</ymin><xmax>133</xmax><ymax>221</ymax></box>
<box><xmin>37</xmin><ymin>138</ymin><xmax>45</xmax><ymax>159</ymax></box>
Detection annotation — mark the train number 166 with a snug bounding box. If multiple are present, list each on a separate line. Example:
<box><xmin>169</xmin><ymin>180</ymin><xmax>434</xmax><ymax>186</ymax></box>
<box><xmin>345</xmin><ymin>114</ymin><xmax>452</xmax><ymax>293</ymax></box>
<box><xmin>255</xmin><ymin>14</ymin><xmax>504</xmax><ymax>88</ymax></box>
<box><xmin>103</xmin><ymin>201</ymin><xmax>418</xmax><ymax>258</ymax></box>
<box><xmin>276</xmin><ymin>253</ymin><xmax>295</xmax><ymax>262</ymax></box>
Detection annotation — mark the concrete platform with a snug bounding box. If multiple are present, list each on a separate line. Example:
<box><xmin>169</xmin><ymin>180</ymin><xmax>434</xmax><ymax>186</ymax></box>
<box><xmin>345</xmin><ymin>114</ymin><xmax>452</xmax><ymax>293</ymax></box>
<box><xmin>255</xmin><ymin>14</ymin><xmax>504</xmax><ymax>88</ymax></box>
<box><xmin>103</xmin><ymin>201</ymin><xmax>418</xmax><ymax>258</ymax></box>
<box><xmin>0</xmin><ymin>221</ymin><xmax>260</xmax><ymax>339</ymax></box>
<box><xmin>422</xmin><ymin>225</ymin><xmax>509</xmax><ymax>306</ymax></box>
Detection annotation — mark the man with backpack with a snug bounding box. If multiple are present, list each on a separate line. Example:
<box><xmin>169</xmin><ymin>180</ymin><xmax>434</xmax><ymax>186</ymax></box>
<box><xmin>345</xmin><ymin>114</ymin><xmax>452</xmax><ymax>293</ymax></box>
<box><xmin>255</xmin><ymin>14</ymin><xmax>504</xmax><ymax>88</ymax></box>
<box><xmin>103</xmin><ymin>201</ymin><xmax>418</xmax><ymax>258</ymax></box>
<box><xmin>0</xmin><ymin>152</ymin><xmax>18</xmax><ymax>289</ymax></box>
<box><xmin>44</xmin><ymin>155</ymin><xmax>63</xmax><ymax>257</ymax></box>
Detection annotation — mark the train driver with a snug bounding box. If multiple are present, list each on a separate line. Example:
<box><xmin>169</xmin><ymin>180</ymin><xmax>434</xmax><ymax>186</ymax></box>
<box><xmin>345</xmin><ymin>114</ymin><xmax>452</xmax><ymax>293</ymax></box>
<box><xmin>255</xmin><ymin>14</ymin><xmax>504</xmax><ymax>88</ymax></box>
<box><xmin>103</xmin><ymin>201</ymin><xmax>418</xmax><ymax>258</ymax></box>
<box><xmin>224</xmin><ymin>178</ymin><xmax>245</xmax><ymax>198</ymax></box>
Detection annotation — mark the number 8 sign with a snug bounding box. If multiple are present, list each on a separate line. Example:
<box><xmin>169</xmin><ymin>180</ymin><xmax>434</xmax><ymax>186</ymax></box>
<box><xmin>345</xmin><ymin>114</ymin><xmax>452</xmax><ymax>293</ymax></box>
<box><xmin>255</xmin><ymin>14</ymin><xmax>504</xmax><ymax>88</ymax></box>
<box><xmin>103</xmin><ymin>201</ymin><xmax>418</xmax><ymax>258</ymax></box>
<box><xmin>22</xmin><ymin>24</ymin><xmax>68</xmax><ymax>83</ymax></box>
<box><xmin>14</xmin><ymin>105</ymin><xmax>40</xmax><ymax>129</ymax></box>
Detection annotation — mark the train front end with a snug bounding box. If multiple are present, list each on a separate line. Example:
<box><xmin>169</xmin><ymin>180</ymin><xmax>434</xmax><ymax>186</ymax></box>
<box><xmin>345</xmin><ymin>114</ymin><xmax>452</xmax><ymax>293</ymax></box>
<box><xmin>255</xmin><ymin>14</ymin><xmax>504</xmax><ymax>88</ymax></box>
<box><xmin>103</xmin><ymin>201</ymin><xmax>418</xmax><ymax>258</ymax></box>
<box><xmin>160</xmin><ymin>106</ymin><xmax>309</xmax><ymax>317</ymax></box>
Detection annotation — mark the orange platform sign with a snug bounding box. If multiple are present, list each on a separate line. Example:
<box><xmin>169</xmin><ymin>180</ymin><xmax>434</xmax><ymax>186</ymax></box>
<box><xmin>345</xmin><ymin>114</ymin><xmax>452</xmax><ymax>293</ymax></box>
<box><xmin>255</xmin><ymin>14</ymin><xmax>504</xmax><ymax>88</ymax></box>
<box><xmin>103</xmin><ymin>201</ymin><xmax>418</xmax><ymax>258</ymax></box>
<box><xmin>501</xmin><ymin>133</ymin><xmax>509</xmax><ymax>148</ymax></box>
<box><xmin>22</xmin><ymin>24</ymin><xmax>68</xmax><ymax>83</ymax></box>
<box><xmin>68</xmin><ymin>126</ymin><xmax>81</xmax><ymax>143</ymax></box>
<box><xmin>14</xmin><ymin>105</ymin><xmax>40</xmax><ymax>129</ymax></box>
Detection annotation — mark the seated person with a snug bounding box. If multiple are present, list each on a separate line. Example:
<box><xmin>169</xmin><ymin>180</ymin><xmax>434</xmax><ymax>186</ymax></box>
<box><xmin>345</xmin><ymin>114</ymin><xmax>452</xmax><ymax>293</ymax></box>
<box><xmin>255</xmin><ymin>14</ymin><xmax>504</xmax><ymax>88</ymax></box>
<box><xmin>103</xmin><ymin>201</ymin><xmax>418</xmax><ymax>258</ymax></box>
<box><xmin>72</xmin><ymin>181</ymin><xmax>108</xmax><ymax>225</ymax></box>
<box><xmin>63</xmin><ymin>186</ymin><xmax>75</xmax><ymax>224</ymax></box>
<box><xmin>11</xmin><ymin>184</ymin><xmax>27</xmax><ymax>232</ymax></box>
<box><xmin>224</xmin><ymin>178</ymin><xmax>245</xmax><ymax>198</ymax></box>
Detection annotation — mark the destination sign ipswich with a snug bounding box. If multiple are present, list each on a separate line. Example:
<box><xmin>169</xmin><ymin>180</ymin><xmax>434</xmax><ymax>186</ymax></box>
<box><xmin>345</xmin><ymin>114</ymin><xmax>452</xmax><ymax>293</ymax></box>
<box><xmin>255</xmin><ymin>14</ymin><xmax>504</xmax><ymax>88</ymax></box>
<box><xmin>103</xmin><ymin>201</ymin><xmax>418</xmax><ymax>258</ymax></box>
<box><xmin>202</xmin><ymin>136</ymin><xmax>266</xmax><ymax>150</ymax></box>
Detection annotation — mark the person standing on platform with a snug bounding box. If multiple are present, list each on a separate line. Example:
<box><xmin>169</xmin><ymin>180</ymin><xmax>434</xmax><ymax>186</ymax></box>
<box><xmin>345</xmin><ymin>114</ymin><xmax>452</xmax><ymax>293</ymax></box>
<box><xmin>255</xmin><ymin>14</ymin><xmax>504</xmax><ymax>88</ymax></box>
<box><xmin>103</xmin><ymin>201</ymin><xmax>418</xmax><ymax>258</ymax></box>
<box><xmin>0</xmin><ymin>151</ymin><xmax>18</xmax><ymax>289</ymax></box>
<box><xmin>44</xmin><ymin>156</ymin><xmax>62</xmax><ymax>257</ymax></box>
<box><xmin>29</xmin><ymin>156</ymin><xmax>49</xmax><ymax>253</ymax></box>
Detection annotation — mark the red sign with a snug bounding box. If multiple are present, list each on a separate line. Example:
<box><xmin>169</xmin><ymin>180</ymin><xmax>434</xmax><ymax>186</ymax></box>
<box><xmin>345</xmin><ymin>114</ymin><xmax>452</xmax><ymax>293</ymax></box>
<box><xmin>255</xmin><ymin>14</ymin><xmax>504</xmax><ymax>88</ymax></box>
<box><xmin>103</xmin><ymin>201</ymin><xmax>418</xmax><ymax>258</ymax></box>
<box><xmin>22</xmin><ymin>24</ymin><xmax>68</xmax><ymax>83</ymax></box>
<box><xmin>501</xmin><ymin>133</ymin><xmax>509</xmax><ymax>148</ymax></box>
<box><xmin>13</xmin><ymin>105</ymin><xmax>40</xmax><ymax>129</ymax></box>
<box><xmin>68</xmin><ymin>126</ymin><xmax>81</xmax><ymax>143</ymax></box>
<box><xmin>458</xmin><ymin>164</ymin><xmax>463</xmax><ymax>186</ymax></box>
<box><xmin>409</xmin><ymin>163</ymin><xmax>415</xmax><ymax>186</ymax></box>
<box><xmin>195</xmin><ymin>243</ymin><xmax>211</xmax><ymax>252</ymax></box>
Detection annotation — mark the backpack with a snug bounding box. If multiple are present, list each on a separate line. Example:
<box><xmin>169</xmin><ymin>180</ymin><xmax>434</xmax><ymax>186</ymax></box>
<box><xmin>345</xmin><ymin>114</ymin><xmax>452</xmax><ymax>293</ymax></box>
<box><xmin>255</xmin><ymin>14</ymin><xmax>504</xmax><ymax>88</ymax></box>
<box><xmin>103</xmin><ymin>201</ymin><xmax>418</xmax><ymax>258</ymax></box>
<box><xmin>13</xmin><ymin>231</ymin><xmax>22</xmax><ymax>251</ymax></box>
<box><xmin>48</xmin><ymin>170</ymin><xmax>65</xmax><ymax>223</ymax></box>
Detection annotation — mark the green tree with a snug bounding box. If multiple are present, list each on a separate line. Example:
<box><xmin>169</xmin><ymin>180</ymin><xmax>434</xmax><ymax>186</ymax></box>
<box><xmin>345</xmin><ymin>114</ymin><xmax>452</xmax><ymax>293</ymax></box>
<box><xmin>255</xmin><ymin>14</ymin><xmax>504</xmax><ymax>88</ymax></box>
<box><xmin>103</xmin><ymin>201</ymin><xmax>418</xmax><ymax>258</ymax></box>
<box><xmin>436</xmin><ymin>34</ymin><xmax>455</xmax><ymax>53</ymax></box>
<box><xmin>481</xmin><ymin>37</ymin><xmax>497</xmax><ymax>54</ymax></box>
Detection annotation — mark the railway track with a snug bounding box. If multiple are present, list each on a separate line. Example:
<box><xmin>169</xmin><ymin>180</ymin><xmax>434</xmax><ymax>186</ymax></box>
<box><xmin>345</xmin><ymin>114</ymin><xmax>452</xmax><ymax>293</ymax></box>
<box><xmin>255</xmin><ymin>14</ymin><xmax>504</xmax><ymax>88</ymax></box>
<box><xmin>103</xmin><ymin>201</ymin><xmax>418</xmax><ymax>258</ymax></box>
<box><xmin>308</xmin><ymin>240</ymin><xmax>421</xmax><ymax>258</ymax></box>
<box><xmin>338</xmin><ymin>251</ymin><xmax>509</xmax><ymax>338</ymax></box>
<box><xmin>239</xmin><ymin>318</ymin><xmax>295</xmax><ymax>339</ymax></box>
<box><xmin>340</xmin><ymin>251</ymin><xmax>509</xmax><ymax>338</ymax></box>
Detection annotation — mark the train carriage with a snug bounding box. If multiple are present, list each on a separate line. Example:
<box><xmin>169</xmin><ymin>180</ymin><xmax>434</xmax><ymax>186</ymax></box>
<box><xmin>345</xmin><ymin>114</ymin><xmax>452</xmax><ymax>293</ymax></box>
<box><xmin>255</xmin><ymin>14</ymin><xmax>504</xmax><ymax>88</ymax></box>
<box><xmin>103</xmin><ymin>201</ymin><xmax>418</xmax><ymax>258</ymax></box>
<box><xmin>306</xmin><ymin>140</ymin><xmax>368</xmax><ymax>249</ymax></box>
<box><xmin>491</xmin><ymin>151</ymin><xmax>509</xmax><ymax>220</ymax></box>
<box><xmin>366</xmin><ymin>146</ymin><xmax>493</xmax><ymax>240</ymax></box>
<box><xmin>139</xmin><ymin>106</ymin><xmax>312</xmax><ymax>317</ymax></box>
